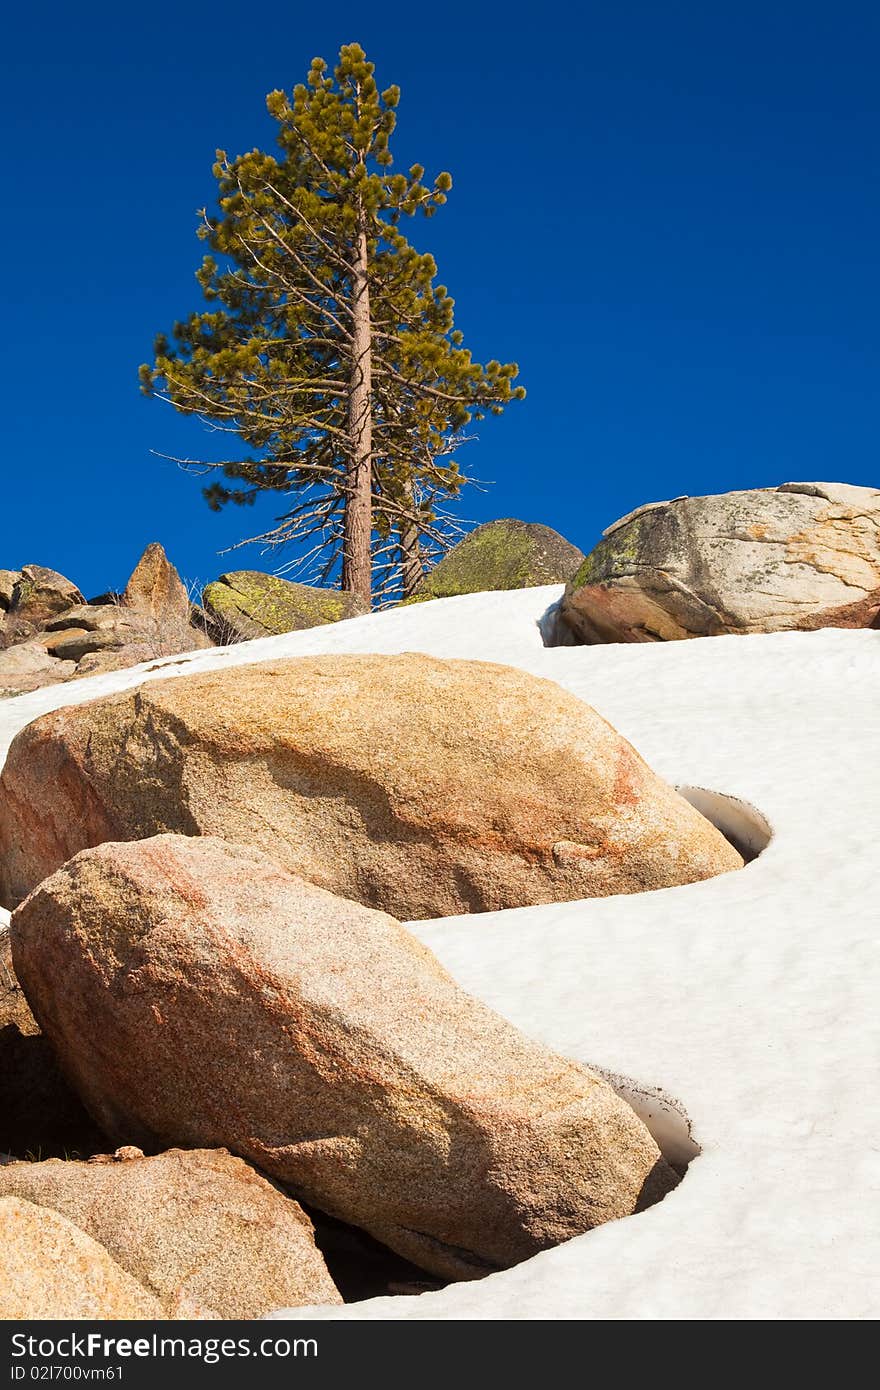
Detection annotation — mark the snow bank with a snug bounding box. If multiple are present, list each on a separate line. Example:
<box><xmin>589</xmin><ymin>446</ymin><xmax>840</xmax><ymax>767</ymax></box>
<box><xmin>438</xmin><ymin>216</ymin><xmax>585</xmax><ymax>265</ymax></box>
<box><xmin>2</xmin><ymin>587</ymin><xmax>878</xmax><ymax>1319</ymax></box>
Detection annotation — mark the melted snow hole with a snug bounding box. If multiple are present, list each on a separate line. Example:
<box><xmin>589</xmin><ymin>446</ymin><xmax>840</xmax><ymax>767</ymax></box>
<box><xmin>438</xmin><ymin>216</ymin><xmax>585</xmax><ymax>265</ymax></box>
<box><xmin>596</xmin><ymin>1069</ymin><xmax>700</xmax><ymax>1167</ymax></box>
<box><xmin>677</xmin><ymin>785</ymin><xmax>772</xmax><ymax>863</ymax></box>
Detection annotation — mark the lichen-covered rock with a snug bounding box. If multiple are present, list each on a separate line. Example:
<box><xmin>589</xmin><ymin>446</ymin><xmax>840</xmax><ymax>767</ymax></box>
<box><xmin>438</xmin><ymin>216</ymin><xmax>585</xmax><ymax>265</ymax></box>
<box><xmin>561</xmin><ymin>482</ymin><xmax>880</xmax><ymax>643</ymax></box>
<box><xmin>407</xmin><ymin>520</ymin><xmax>584</xmax><ymax>602</ymax></box>
<box><xmin>0</xmin><ymin>653</ymin><xmax>742</xmax><ymax>916</ymax></box>
<box><xmin>0</xmin><ymin>1147</ymin><xmax>341</xmax><ymax>1317</ymax></box>
<box><xmin>0</xmin><ymin>1196</ymin><xmax>163</xmax><ymax>1320</ymax></box>
<box><xmin>11</xmin><ymin>834</ymin><xmax>672</xmax><ymax>1281</ymax></box>
<box><xmin>203</xmin><ymin>570</ymin><xmax>368</xmax><ymax>641</ymax></box>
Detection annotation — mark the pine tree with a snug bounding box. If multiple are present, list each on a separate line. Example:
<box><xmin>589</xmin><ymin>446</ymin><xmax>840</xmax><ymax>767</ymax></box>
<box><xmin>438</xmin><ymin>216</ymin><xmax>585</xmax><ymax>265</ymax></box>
<box><xmin>140</xmin><ymin>43</ymin><xmax>524</xmax><ymax>603</ymax></box>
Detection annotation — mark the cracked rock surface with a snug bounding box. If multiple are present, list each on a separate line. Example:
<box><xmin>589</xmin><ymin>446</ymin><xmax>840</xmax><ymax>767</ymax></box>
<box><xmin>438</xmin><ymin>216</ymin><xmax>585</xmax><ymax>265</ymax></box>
<box><xmin>561</xmin><ymin>481</ymin><xmax>880</xmax><ymax>642</ymax></box>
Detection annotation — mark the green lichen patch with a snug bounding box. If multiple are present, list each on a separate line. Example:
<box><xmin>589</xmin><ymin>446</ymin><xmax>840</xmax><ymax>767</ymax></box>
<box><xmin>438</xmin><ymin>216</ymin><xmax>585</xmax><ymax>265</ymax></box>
<box><xmin>407</xmin><ymin>520</ymin><xmax>584</xmax><ymax>603</ymax></box>
<box><xmin>568</xmin><ymin>512</ymin><xmax>661</xmax><ymax>591</ymax></box>
<box><xmin>203</xmin><ymin>571</ymin><xmax>368</xmax><ymax>642</ymax></box>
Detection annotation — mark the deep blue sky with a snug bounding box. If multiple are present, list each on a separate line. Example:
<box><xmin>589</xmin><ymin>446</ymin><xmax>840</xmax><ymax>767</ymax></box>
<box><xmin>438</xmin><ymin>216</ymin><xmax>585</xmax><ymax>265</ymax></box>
<box><xmin>2</xmin><ymin>3</ymin><xmax>878</xmax><ymax>597</ymax></box>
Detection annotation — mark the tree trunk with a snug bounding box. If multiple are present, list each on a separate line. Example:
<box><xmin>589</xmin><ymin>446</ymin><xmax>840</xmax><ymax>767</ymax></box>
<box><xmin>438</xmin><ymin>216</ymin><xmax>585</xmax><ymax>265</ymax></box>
<box><xmin>342</xmin><ymin>205</ymin><xmax>373</xmax><ymax>605</ymax></box>
<box><xmin>398</xmin><ymin>521</ymin><xmax>423</xmax><ymax>598</ymax></box>
<box><xmin>398</xmin><ymin>479</ymin><xmax>424</xmax><ymax>598</ymax></box>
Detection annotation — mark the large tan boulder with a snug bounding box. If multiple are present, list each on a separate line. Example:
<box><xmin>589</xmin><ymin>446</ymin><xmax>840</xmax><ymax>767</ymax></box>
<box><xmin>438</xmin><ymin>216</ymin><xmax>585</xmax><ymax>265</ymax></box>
<box><xmin>0</xmin><ymin>1196</ymin><xmax>162</xmax><ymax>1320</ymax></box>
<box><xmin>11</xmin><ymin>834</ymin><xmax>673</xmax><ymax>1281</ymax></box>
<box><xmin>0</xmin><ymin>653</ymin><xmax>741</xmax><ymax>916</ymax></box>
<box><xmin>0</xmin><ymin>1147</ymin><xmax>341</xmax><ymax>1317</ymax></box>
<box><xmin>561</xmin><ymin>482</ymin><xmax>880</xmax><ymax>643</ymax></box>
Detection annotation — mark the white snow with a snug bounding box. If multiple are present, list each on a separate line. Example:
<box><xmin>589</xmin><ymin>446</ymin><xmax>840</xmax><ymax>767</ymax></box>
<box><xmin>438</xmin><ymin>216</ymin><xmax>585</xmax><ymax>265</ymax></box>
<box><xmin>1</xmin><ymin>586</ymin><xmax>878</xmax><ymax>1320</ymax></box>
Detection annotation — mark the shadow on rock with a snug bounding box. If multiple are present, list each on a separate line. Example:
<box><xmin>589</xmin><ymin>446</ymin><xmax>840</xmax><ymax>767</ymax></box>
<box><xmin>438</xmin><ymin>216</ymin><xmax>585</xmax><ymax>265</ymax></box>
<box><xmin>0</xmin><ymin>1028</ymin><xmax>108</xmax><ymax>1162</ymax></box>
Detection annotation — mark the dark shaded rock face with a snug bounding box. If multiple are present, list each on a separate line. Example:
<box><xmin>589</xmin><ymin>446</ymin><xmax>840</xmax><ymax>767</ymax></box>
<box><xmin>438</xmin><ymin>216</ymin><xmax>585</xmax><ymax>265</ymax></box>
<box><xmin>0</xmin><ymin>1028</ymin><xmax>109</xmax><ymax>1161</ymax></box>
<box><xmin>561</xmin><ymin>482</ymin><xmax>880</xmax><ymax>644</ymax></box>
<box><xmin>202</xmin><ymin>570</ymin><xmax>368</xmax><ymax>642</ymax></box>
<box><xmin>1</xmin><ymin>933</ymin><xmax>37</xmax><ymax>1038</ymax></box>
<box><xmin>407</xmin><ymin>520</ymin><xmax>584</xmax><ymax>602</ymax></box>
<box><xmin>1</xmin><ymin>936</ymin><xmax>107</xmax><ymax>1161</ymax></box>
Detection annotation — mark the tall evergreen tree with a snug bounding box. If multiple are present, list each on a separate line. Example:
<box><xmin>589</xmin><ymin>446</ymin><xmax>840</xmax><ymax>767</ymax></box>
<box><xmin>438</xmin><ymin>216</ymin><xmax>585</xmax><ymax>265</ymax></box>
<box><xmin>140</xmin><ymin>43</ymin><xmax>524</xmax><ymax>603</ymax></box>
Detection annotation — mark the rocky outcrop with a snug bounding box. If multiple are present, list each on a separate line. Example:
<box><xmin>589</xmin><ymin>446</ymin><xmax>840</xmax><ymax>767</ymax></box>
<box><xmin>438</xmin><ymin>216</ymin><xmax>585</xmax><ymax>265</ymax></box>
<box><xmin>0</xmin><ymin>1197</ymin><xmax>163</xmax><ymax>1319</ymax></box>
<box><xmin>10</xmin><ymin>834</ymin><xmax>673</xmax><ymax>1281</ymax></box>
<box><xmin>407</xmin><ymin>519</ymin><xmax>584</xmax><ymax>602</ymax></box>
<box><xmin>203</xmin><ymin>570</ymin><xmax>368</xmax><ymax>642</ymax></box>
<box><xmin>561</xmin><ymin>482</ymin><xmax>880</xmax><ymax>643</ymax></box>
<box><xmin>5</xmin><ymin>566</ymin><xmax>84</xmax><ymax>634</ymax></box>
<box><xmin>0</xmin><ymin>570</ymin><xmax>18</xmax><ymax>609</ymax></box>
<box><xmin>0</xmin><ymin>566</ymin><xmax>83</xmax><ymax>655</ymax></box>
<box><xmin>0</xmin><ymin>1147</ymin><xmax>341</xmax><ymax>1317</ymax></box>
<box><xmin>0</xmin><ymin>653</ymin><xmax>742</xmax><ymax>916</ymax></box>
<box><xmin>0</xmin><ymin>544</ymin><xmax>213</xmax><ymax>698</ymax></box>
<box><xmin>122</xmin><ymin>541</ymin><xmax>193</xmax><ymax>626</ymax></box>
